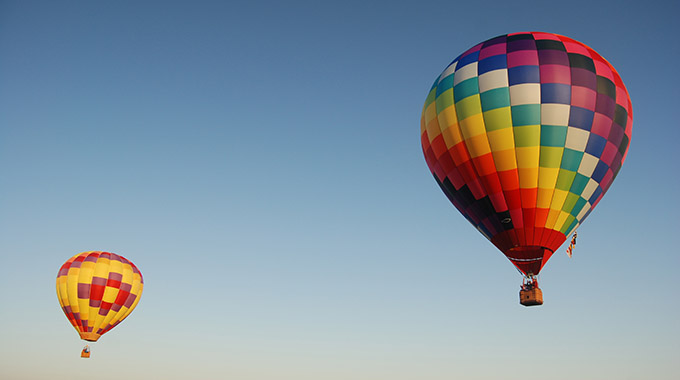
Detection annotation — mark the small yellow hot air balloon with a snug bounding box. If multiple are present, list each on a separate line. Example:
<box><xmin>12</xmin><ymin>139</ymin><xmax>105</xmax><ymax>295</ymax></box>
<box><xmin>56</xmin><ymin>251</ymin><xmax>143</xmax><ymax>357</ymax></box>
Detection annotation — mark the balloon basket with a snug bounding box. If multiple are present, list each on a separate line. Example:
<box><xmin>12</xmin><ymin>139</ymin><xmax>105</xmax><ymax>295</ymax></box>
<box><xmin>519</xmin><ymin>287</ymin><xmax>543</xmax><ymax>306</ymax></box>
<box><xmin>81</xmin><ymin>345</ymin><xmax>91</xmax><ymax>358</ymax></box>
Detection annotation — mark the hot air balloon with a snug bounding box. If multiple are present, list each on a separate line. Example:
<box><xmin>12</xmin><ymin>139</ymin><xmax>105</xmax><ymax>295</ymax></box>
<box><xmin>420</xmin><ymin>32</ymin><xmax>632</xmax><ymax>306</ymax></box>
<box><xmin>56</xmin><ymin>251</ymin><xmax>143</xmax><ymax>356</ymax></box>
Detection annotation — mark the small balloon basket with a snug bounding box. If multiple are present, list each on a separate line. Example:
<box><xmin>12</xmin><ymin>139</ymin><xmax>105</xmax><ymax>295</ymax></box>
<box><xmin>81</xmin><ymin>345</ymin><xmax>91</xmax><ymax>359</ymax></box>
<box><xmin>519</xmin><ymin>277</ymin><xmax>543</xmax><ymax>307</ymax></box>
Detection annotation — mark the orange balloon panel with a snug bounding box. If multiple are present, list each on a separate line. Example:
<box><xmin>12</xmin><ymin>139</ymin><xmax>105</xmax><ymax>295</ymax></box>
<box><xmin>56</xmin><ymin>251</ymin><xmax>143</xmax><ymax>342</ymax></box>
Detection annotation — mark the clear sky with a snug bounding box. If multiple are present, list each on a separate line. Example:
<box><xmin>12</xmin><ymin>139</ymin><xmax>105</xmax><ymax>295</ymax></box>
<box><xmin>1</xmin><ymin>0</ymin><xmax>678</xmax><ymax>379</ymax></box>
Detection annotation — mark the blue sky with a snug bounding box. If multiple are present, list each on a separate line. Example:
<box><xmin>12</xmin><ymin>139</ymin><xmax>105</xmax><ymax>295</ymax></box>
<box><xmin>1</xmin><ymin>1</ymin><xmax>678</xmax><ymax>379</ymax></box>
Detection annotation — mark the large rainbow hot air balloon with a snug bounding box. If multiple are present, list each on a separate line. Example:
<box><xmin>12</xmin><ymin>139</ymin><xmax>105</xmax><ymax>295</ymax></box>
<box><xmin>56</xmin><ymin>251</ymin><xmax>143</xmax><ymax>355</ymax></box>
<box><xmin>420</xmin><ymin>32</ymin><xmax>632</xmax><ymax>305</ymax></box>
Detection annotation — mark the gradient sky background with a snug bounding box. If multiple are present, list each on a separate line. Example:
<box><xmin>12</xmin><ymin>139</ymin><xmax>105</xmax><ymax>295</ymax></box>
<box><xmin>1</xmin><ymin>1</ymin><xmax>678</xmax><ymax>379</ymax></box>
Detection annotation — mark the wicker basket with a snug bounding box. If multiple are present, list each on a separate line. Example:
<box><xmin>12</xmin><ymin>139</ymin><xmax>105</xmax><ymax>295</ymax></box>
<box><xmin>519</xmin><ymin>287</ymin><xmax>543</xmax><ymax>306</ymax></box>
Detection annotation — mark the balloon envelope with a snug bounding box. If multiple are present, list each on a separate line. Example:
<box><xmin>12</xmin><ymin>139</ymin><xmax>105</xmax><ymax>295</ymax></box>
<box><xmin>421</xmin><ymin>32</ymin><xmax>632</xmax><ymax>276</ymax></box>
<box><xmin>56</xmin><ymin>251</ymin><xmax>143</xmax><ymax>342</ymax></box>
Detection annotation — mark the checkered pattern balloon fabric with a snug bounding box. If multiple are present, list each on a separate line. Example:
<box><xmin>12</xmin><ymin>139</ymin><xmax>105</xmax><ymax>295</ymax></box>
<box><xmin>56</xmin><ymin>251</ymin><xmax>143</xmax><ymax>341</ymax></box>
<box><xmin>421</xmin><ymin>32</ymin><xmax>632</xmax><ymax>275</ymax></box>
